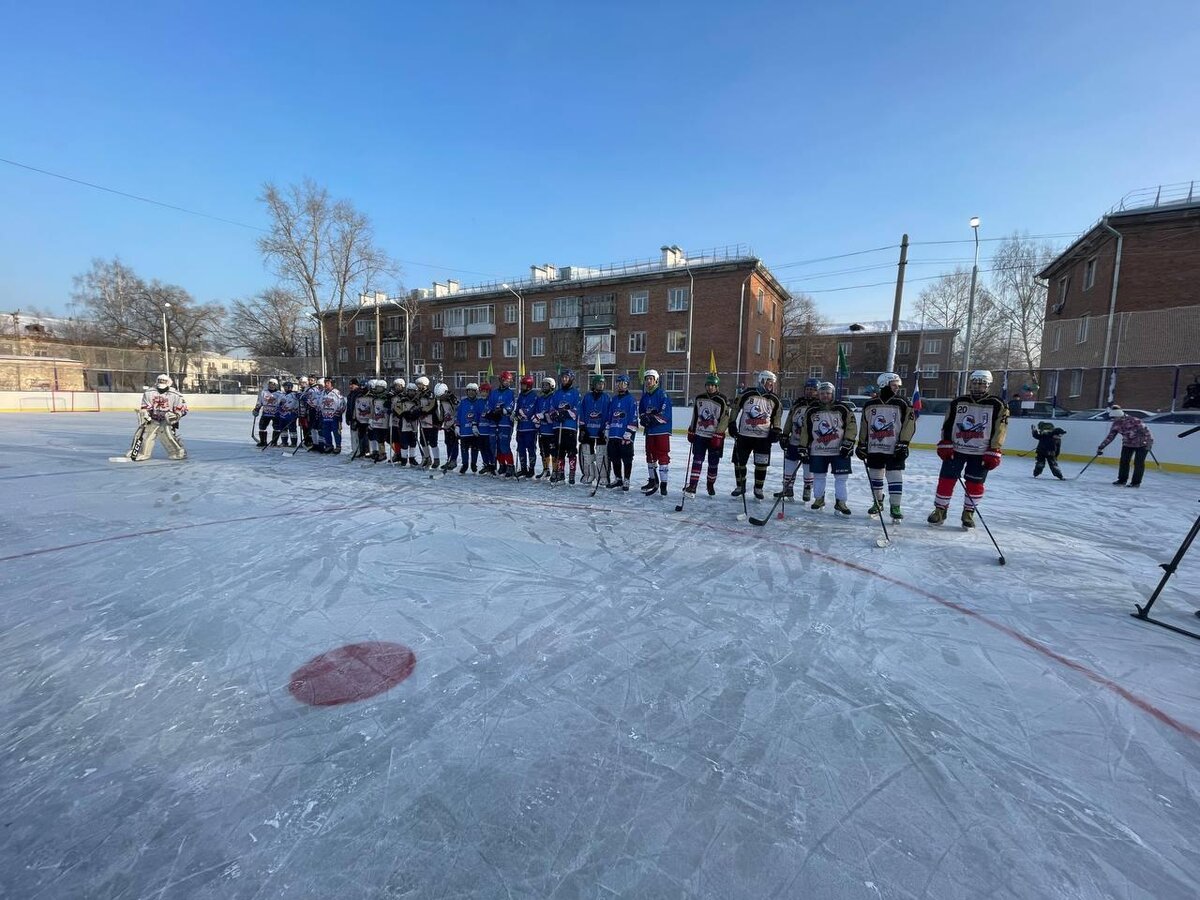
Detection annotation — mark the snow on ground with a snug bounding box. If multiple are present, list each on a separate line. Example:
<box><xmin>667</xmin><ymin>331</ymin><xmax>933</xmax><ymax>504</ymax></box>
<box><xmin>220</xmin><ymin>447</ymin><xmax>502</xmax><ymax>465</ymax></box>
<box><xmin>2</xmin><ymin>410</ymin><xmax>1199</xmax><ymax>899</ymax></box>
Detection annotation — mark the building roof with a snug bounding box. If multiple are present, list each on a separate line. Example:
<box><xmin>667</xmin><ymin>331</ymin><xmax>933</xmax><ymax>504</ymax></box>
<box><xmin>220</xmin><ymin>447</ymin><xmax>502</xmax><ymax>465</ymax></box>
<box><xmin>818</xmin><ymin>320</ymin><xmax>952</xmax><ymax>335</ymax></box>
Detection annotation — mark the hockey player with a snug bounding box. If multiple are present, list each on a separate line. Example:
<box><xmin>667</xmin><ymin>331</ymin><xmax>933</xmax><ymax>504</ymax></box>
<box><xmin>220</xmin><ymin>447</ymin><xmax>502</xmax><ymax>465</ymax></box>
<box><xmin>456</xmin><ymin>383</ymin><xmax>481</xmax><ymax>474</ymax></box>
<box><xmin>475</xmin><ymin>382</ymin><xmax>497</xmax><ymax>474</ymax></box>
<box><xmin>486</xmin><ymin>371</ymin><xmax>518</xmax><ymax>477</ymax></box>
<box><xmin>351</xmin><ymin>378</ymin><xmax>373</xmax><ymax>458</ymax></box>
<box><xmin>637</xmin><ymin>369</ymin><xmax>673</xmax><ymax>496</ymax></box>
<box><xmin>514</xmin><ymin>375</ymin><xmax>539</xmax><ymax>478</ymax></box>
<box><xmin>579</xmin><ymin>373</ymin><xmax>611</xmax><ymax>485</ymax></box>
<box><xmin>301</xmin><ymin>377</ymin><xmax>324</xmax><ymax>451</ymax></box>
<box><xmin>794</xmin><ymin>378</ymin><xmax>820</xmax><ymax>500</ymax></box>
<box><xmin>388</xmin><ymin>378</ymin><xmax>406</xmax><ymax>462</ymax></box>
<box><xmin>928</xmin><ymin>369</ymin><xmax>1009</xmax><ymax>528</ymax></box>
<box><xmin>413</xmin><ymin>376</ymin><xmax>438</xmax><ymax>468</ymax></box>
<box><xmin>277</xmin><ymin>380</ymin><xmax>300</xmax><ymax>447</ymax></box>
<box><xmin>253</xmin><ymin>377</ymin><xmax>284</xmax><ymax>447</ymax></box>
<box><xmin>684</xmin><ymin>374</ymin><xmax>729</xmax><ymax>496</ymax></box>
<box><xmin>729</xmin><ymin>370</ymin><xmax>783</xmax><ymax>500</ymax></box>
<box><xmin>605</xmin><ymin>373</ymin><xmax>637</xmax><ymax>490</ymax></box>
<box><xmin>435</xmin><ymin>383</ymin><xmax>459</xmax><ymax>471</ymax></box>
<box><xmin>394</xmin><ymin>381</ymin><xmax>424</xmax><ymax>466</ymax></box>
<box><xmin>1031</xmin><ymin>421</ymin><xmax>1066</xmax><ymax>479</ymax></box>
<box><xmin>1097</xmin><ymin>407</ymin><xmax>1154</xmax><ymax>487</ymax></box>
<box><xmin>797</xmin><ymin>381</ymin><xmax>857</xmax><ymax>514</ymax></box>
<box><xmin>550</xmin><ymin>370</ymin><xmax>581</xmax><ymax>484</ymax></box>
<box><xmin>367</xmin><ymin>380</ymin><xmax>391</xmax><ymax>461</ymax></box>
<box><xmin>317</xmin><ymin>377</ymin><xmax>346</xmax><ymax>453</ymax></box>
<box><xmin>132</xmin><ymin>374</ymin><xmax>188</xmax><ymax>460</ymax></box>
<box><xmin>534</xmin><ymin>376</ymin><xmax>557</xmax><ymax>479</ymax></box>
<box><xmin>856</xmin><ymin>373</ymin><xmax>916</xmax><ymax>520</ymax></box>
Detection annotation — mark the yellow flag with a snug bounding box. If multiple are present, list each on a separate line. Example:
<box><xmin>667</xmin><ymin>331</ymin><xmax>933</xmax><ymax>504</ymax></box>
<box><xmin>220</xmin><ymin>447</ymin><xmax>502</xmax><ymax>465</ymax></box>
<box><xmin>486</xmin><ymin>361</ymin><xmax>494</xmax><ymax>381</ymax></box>
<box><xmin>709</xmin><ymin>350</ymin><xmax>717</xmax><ymax>374</ymax></box>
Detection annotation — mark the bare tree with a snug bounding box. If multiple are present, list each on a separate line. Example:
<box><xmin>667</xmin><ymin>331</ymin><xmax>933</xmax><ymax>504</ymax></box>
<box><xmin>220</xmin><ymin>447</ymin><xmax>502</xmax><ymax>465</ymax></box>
<box><xmin>257</xmin><ymin>179</ymin><xmax>395</xmax><ymax>373</ymax></box>
<box><xmin>779</xmin><ymin>292</ymin><xmax>831</xmax><ymax>396</ymax></box>
<box><xmin>224</xmin><ymin>287</ymin><xmax>308</xmax><ymax>357</ymax></box>
<box><xmin>70</xmin><ymin>257</ymin><xmax>223</xmax><ymax>382</ymax></box>
<box><xmin>915</xmin><ymin>268</ymin><xmax>1007</xmax><ymax>373</ymax></box>
<box><xmin>989</xmin><ymin>233</ymin><xmax>1057</xmax><ymax>376</ymax></box>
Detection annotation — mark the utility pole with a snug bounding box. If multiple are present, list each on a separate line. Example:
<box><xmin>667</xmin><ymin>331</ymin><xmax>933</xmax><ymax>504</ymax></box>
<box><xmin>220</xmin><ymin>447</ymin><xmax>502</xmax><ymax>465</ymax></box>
<box><xmin>885</xmin><ymin>234</ymin><xmax>909</xmax><ymax>373</ymax></box>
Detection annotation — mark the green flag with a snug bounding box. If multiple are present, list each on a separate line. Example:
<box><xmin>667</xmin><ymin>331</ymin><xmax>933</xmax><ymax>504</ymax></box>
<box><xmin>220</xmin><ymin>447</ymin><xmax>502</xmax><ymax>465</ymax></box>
<box><xmin>837</xmin><ymin>346</ymin><xmax>849</xmax><ymax>378</ymax></box>
<box><xmin>638</xmin><ymin>358</ymin><xmax>646</xmax><ymax>383</ymax></box>
<box><xmin>486</xmin><ymin>361</ymin><xmax>494</xmax><ymax>381</ymax></box>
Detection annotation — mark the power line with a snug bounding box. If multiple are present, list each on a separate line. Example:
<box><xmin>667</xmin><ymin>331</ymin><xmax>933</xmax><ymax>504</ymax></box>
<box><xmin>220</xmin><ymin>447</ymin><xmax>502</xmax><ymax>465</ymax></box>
<box><xmin>771</xmin><ymin>244</ymin><xmax>899</xmax><ymax>269</ymax></box>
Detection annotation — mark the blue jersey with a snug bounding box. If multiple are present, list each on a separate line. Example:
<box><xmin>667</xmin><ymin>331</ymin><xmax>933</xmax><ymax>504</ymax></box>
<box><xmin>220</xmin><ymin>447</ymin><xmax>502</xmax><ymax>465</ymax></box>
<box><xmin>550</xmin><ymin>386</ymin><xmax>581</xmax><ymax>433</ymax></box>
<box><xmin>475</xmin><ymin>395</ymin><xmax>495</xmax><ymax>436</ymax></box>
<box><xmin>535</xmin><ymin>392</ymin><xmax>557</xmax><ymax>435</ymax></box>
<box><xmin>488</xmin><ymin>386</ymin><xmax>516</xmax><ymax>432</ymax></box>
<box><xmin>456</xmin><ymin>395</ymin><xmax>480</xmax><ymax>436</ymax></box>
<box><xmin>516</xmin><ymin>389</ymin><xmax>539</xmax><ymax>433</ymax></box>
<box><xmin>638</xmin><ymin>387</ymin><xmax>672</xmax><ymax>435</ymax></box>
<box><xmin>606</xmin><ymin>392</ymin><xmax>638</xmax><ymax>442</ymax></box>
<box><xmin>580</xmin><ymin>390</ymin><xmax>611</xmax><ymax>439</ymax></box>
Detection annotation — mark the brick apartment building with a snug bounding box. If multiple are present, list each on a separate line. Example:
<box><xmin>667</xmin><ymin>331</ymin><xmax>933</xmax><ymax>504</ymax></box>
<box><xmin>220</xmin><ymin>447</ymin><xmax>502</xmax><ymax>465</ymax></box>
<box><xmin>323</xmin><ymin>244</ymin><xmax>789</xmax><ymax>402</ymax></box>
<box><xmin>1037</xmin><ymin>182</ymin><xmax>1200</xmax><ymax>412</ymax></box>
<box><xmin>781</xmin><ymin>320</ymin><xmax>958</xmax><ymax>401</ymax></box>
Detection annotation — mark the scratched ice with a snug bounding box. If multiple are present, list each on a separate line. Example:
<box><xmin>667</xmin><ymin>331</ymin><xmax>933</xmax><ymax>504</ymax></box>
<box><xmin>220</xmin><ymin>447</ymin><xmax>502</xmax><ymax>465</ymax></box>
<box><xmin>2</xmin><ymin>411</ymin><xmax>1199</xmax><ymax>899</ymax></box>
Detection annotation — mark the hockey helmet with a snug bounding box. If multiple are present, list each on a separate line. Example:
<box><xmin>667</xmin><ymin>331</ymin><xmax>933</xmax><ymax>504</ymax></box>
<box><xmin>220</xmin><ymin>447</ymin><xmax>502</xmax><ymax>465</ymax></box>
<box><xmin>817</xmin><ymin>381</ymin><xmax>835</xmax><ymax>401</ymax></box>
<box><xmin>644</xmin><ymin>369</ymin><xmax>659</xmax><ymax>384</ymax></box>
<box><xmin>480</xmin><ymin>382</ymin><xmax>492</xmax><ymax>394</ymax></box>
<box><xmin>968</xmin><ymin>369</ymin><xmax>993</xmax><ymax>400</ymax></box>
<box><xmin>392</xmin><ymin>378</ymin><xmax>406</xmax><ymax>391</ymax></box>
<box><xmin>465</xmin><ymin>382</ymin><xmax>479</xmax><ymax>395</ymax></box>
<box><xmin>434</xmin><ymin>383</ymin><xmax>448</xmax><ymax>398</ymax></box>
<box><xmin>705</xmin><ymin>373</ymin><xmax>720</xmax><ymax>386</ymax></box>
<box><xmin>520</xmin><ymin>375</ymin><xmax>535</xmax><ymax>389</ymax></box>
<box><xmin>758</xmin><ymin>370</ymin><xmax>777</xmax><ymax>391</ymax></box>
<box><xmin>542</xmin><ymin>376</ymin><xmax>556</xmax><ymax>392</ymax></box>
<box><xmin>155</xmin><ymin>374</ymin><xmax>172</xmax><ymax>391</ymax></box>
<box><xmin>591</xmin><ymin>373</ymin><xmax>605</xmax><ymax>389</ymax></box>
<box><xmin>267</xmin><ymin>377</ymin><xmax>280</xmax><ymax>389</ymax></box>
<box><xmin>560</xmin><ymin>369</ymin><xmax>575</xmax><ymax>386</ymax></box>
<box><xmin>499</xmin><ymin>370</ymin><xmax>513</xmax><ymax>385</ymax></box>
<box><xmin>415</xmin><ymin>375</ymin><xmax>430</xmax><ymax>390</ymax></box>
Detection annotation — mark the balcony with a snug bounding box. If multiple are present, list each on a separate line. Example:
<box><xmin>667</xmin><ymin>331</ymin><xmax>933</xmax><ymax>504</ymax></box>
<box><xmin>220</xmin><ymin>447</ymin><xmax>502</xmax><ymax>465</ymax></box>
<box><xmin>443</xmin><ymin>322</ymin><xmax>495</xmax><ymax>337</ymax></box>
<box><xmin>549</xmin><ymin>315</ymin><xmax>581</xmax><ymax>330</ymax></box>
<box><xmin>583</xmin><ymin>351</ymin><xmax>616</xmax><ymax>366</ymax></box>
<box><xmin>581</xmin><ymin>311</ymin><xmax>615</xmax><ymax>328</ymax></box>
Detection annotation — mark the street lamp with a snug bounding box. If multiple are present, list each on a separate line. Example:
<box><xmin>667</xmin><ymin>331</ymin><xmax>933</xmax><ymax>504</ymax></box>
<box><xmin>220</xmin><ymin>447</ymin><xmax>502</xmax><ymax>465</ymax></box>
<box><xmin>161</xmin><ymin>302</ymin><xmax>171</xmax><ymax>381</ymax></box>
<box><xmin>502</xmin><ymin>283</ymin><xmax>524</xmax><ymax>380</ymax></box>
<box><xmin>959</xmin><ymin>216</ymin><xmax>981</xmax><ymax>395</ymax></box>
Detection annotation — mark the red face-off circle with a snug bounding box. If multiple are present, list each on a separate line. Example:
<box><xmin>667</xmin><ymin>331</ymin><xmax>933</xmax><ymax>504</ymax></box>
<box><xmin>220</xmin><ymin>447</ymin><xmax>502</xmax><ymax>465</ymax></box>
<box><xmin>288</xmin><ymin>641</ymin><xmax>417</xmax><ymax>706</ymax></box>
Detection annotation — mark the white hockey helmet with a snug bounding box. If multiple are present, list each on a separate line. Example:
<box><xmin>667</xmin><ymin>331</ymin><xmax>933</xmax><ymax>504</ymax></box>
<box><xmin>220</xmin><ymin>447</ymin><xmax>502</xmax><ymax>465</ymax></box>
<box><xmin>758</xmin><ymin>370</ymin><xmax>777</xmax><ymax>390</ymax></box>
<box><xmin>267</xmin><ymin>377</ymin><xmax>279</xmax><ymax>389</ymax></box>
<box><xmin>968</xmin><ymin>369</ymin><xmax>993</xmax><ymax>399</ymax></box>
<box><xmin>876</xmin><ymin>372</ymin><xmax>901</xmax><ymax>390</ymax></box>
<box><xmin>643</xmin><ymin>369</ymin><xmax>659</xmax><ymax>383</ymax></box>
<box><xmin>817</xmin><ymin>381</ymin><xmax>835</xmax><ymax>401</ymax></box>
<box><xmin>433</xmin><ymin>382</ymin><xmax>448</xmax><ymax>398</ymax></box>
<box><xmin>298</xmin><ymin>376</ymin><xmax>309</xmax><ymax>387</ymax></box>
<box><xmin>466</xmin><ymin>382</ymin><xmax>479</xmax><ymax>393</ymax></box>
<box><xmin>155</xmin><ymin>374</ymin><xmax>172</xmax><ymax>390</ymax></box>
<box><xmin>392</xmin><ymin>378</ymin><xmax>405</xmax><ymax>391</ymax></box>
<box><xmin>415</xmin><ymin>375</ymin><xmax>430</xmax><ymax>390</ymax></box>
<box><xmin>542</xmin><ymin>376</ymin><xmax>556</xmax><ymax>391</ymax></box>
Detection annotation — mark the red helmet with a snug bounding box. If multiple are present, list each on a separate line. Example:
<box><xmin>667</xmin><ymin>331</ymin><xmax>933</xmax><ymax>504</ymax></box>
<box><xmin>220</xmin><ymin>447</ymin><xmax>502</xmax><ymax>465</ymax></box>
<box><xmin>480</xmin><ymin>382</ymin><xmax>492</xmax><ymax>393</ymax></box>
<box><xmin>520</xmin><ymin>375</ymin><xmax>534</xmax><ymax>388</ymax></box>
<box><xmin>500</xmin><ymin>370</ymin><xmax>513</xmax><ymax>383</ymax></box>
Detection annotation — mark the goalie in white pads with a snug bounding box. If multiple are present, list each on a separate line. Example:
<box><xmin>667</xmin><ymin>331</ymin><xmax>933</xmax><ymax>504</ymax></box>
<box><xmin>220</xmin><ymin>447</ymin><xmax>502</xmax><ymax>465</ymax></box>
<box><xmin>132</xmin><ymin>375</ymin><xmax>188</xmax><ymax>460</ymax></box>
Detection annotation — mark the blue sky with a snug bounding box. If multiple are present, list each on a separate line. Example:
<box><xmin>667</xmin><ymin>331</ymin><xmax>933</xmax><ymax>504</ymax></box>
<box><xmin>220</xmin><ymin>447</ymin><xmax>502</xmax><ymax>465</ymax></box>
<box><xmin>2</xmin><ymin>0</ymin><xmax>1198</xmax><ymax>322</ymax></box>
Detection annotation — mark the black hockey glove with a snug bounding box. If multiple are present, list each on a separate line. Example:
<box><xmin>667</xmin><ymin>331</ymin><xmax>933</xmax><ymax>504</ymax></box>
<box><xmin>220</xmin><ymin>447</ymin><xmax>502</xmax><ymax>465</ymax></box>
<box><xmin>854</xmin><ymin>443</ymin><xmax>868</xmax><ymax>462</ymax></box>
<box><xmin>768</xmin><ymin>427</ymin><xmax>782</xmax><ymax>443</ymax></box>
<box><xmin>839</xmin><ymin>439</ymin><xmax>854</xmax><ymax>458</ymax></box>
<box><xmin>894</xmin><ymin>441</ymin><xmax>909</xmax><ymax>461</ymax></box>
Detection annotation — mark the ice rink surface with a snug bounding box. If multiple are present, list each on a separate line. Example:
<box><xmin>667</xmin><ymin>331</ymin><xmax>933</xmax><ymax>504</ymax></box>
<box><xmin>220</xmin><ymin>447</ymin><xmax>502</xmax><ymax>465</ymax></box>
<box><xmin>3</xmin><ymin>411</ymin><xmax>1199</xmax><ymax>899</ymax></box>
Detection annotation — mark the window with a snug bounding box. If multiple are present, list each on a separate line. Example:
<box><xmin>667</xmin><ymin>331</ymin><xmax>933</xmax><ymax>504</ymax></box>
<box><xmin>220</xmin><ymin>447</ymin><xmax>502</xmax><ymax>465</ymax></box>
<box><xmin>453</xmin><ymin>340</ymin><xmax>467</xmax><ymax>362</ymax></box>
<box><xmin>666</xmin><ymin>329</ymin><xmax>688</xmax><ymax>353</ymax></box>
<box><xmin>1069</xmin><ymin>368</ymin><xmax>1083</xmax><ymax>398</ymax></box>
<box><xmin>1053</xmin><ymin>325</ymin><xmax>1062</xmax><ymax>352</ymax></box>
<box><xmin>503</xmin><ymin>337</ymin><xmax>518</xmax><ymax>358</ymax></box>
<box><xmin>920</xmin><ymin>363</ymin><xmax>940</xmax><ymax>376</ymax></box>
<box><xmin>1077</xmin><ymin>315</ymin><xmax>1089</xmax><ymax>344</ymax></box>
<box><xmin>468</xmin><ymin>305</ymin><xmax>495</xmax><ymax>327</ymax></box>
<box><xmin>838</xmin><ymin>341</ymin><xmax>852</xmax><ymax>358</ymax></box>
<box><xmin>382</xmin><ymin>341</ymin><xmax>401</xmax><ymax>360</ymax></box>
<box><xmin>386</xmin><ymin>315</ymin><xmax>400</xmax><ymax>332</ymax></box>
<box><xmin>337</xmin><ymin>322</ymin><xmax>348</xmax><ymax>337</ymax></box>
<box><xmin>453</xmin><ymin>372</ymin><xmax>467</xmax><ymax>388</ymax></box>
<box><xmin>769</xmin><ymin>337</ymin><xmax>776</xmax><ymax>359</ymax></box>
<box><xmin>530</xmin><ymin>336</ymin><xmax>545</xmax><ymax>357</ymax></box>
<box><xmin>895</xmin><ymin>339</ymin><xmax>910</xmax><ymax>355</ymax></box>
<box><xmin>923</xmin><ymin>338</ymin><xmax>942</xmax><ymax>355</ymax></box>
<box><xmin>1084</xmin><ymin>257</ymin><xmax>1097</xmax><ymax>291</ymax></box>
<box><xmin>629</xmin><ymin>291</ymin><xmax>648</xmax><ymax>315</ymax></box>
<box><xmin>504</xmin><ymin>303</ymin><xmax>518</xmax><ymax>324</ymax></box>
<box><xmin>808</xmin><ymin>365</ymin><xmax>823</xmax><ymax>378</ymax></box>
<box><xmin>354</xmin><ymin>319</ymin><xmax>375</xmax><ymax>337</ymax></box>
<box><xmin>531</xmin><ymin>301</ymin><xmax>547</xmax><ymax>322</ymax></box>
<box><xmin>338</xmin><ymin>347</ymin><xmax>349</xmax><ymax>362</ymax></box>
<box><xmin>756</xmin><ymin>289</ymin><xmax>765</xmax><ymax>315</ymax></box>
<box><xmin>551</xmin><ymin>334</ymin><xmax>575</xmax><ymax>357</ymax></box>
<box><xmin>478</xmin><ymin>371</ymin><xmax>490</xmax><ymax>384</ymax></box>
<box><xmin>432</xmin><ymin>312</ymin><xmax>444</xmax><ymax>330</ymax></box>
<box><xmin>478</xmin><ymin>339</ymin><xmax>492</xmax><ymax>358</ymax></box>
<box><xmin>770</xmin><ymin>300</ymin><xmax>776</xmax><ymax>323</ymax></box>
<box><xmin>755</xmin><ymin>332</ymin><xmax>762</xmax><ymax>354</ymax></box>
<box><xmin>667</xmin><ymin>287</ymin><xmax>689</xmax><ymax>312</ymax></box>
<box><xmin>628</xmin><ymin>331</ymin><xmax>647</xmax><ymax>353</ymax></box>
<box><xmin>355</xmin><ymin>346</ymin><xmax>367</xmax><ymax>361</ymax></box>
<box><xmin>553</xmin><ymin>296</ymin><xmax>580</xmax><ymax>318</ymax></box>
<box><xmin>664</xmin><ymin>370</ymin><xmax>685</xmax><ymax>393</ymax></box>
<box><xmin>1057</xmin><ymin>276</ymin><xmax>1070</xmax><ymax>305</ymax></box>
<box><xmin>898</xmin><ymin>364</ymin><xmax>909</xmax><ymax>378</ymax></box>
<box><xmin>430</xmin><ymin>341</ymin><xmax>443</xmax><ymax>361</ymax></box>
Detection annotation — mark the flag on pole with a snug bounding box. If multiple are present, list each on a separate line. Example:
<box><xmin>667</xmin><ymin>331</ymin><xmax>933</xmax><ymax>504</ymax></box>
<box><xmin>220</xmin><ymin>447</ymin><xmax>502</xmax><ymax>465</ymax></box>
<box><xmin>837</xmin><ymin>346</ymin><xmax>849</xmax><ymax>379</ymax></box>
<box><xmin>593</xmin><ymin>350</ymin><xmax>602</xmax><ymax>378</ymax></box>
<box><xmin>709</xmin><ymin>350</ymin><xmax>717</xmax><ymax>375</ymax></box>
<box><xmin>1000</xmin><ymin>370</ymin><xmax>1009</xmax><ymax>402</ymax></box>
<box><xmin>1106</xmin><ymin>369</ymin><xmax>1117</xmax><ymax>404</ymax></box>
<box><xmin>911</xmin><ymin>377</ymin><xmax>922</xmax><ymax>419</ymax></box>
<box><xmin>520</xmin><ymin>360</ymin><xmax>526</xmax><ymax>377</ymax></box>
<box><xmin>486</xmin><ymin>361</ymin><xmax>494</xmax><ymax>382</ymax></box>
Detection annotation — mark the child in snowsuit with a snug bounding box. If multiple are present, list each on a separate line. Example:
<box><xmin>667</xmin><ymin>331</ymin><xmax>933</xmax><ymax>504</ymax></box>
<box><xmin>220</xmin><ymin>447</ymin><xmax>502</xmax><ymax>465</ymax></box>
<box><xmin>1031</xmin><ymin>421</ymin><xmax>1065</xmax><ymax>479</ymax></box>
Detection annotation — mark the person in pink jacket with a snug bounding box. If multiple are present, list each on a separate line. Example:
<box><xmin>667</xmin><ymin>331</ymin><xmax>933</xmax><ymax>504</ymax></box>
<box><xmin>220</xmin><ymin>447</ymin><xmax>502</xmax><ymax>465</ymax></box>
<box><xmin>1097</xmin><ymin>406</ymin><xmax>1154</xmax><ymax>487</ymax></box>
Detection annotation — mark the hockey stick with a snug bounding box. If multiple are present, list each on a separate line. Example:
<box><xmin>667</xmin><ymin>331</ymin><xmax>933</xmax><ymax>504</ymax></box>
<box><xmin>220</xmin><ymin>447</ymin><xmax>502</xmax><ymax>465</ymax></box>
<box><xmin>1149</xmin><ymin>447</ymin><xmax>1161</xmax><ymax>469</ymax></box>
<box><xmin>1073</xmin><ymin>452</ymin><xmax>1101</xmax><ymax>479</ymax></box>
<box><xmin>749</xmin><ymin>493</ymin><xmax>785</xmax><ymax>526</ymax></box>
<box><xmin>674</xmin><ymin>440</ymin><xmax>695</xmax><ymax>512</ymax></box>
<box><xmin>590</xmin><ymin>447</ymin><xmax>610</xmax><ymax>498</ymax></box>
<box><xmin>251</xmin><ymin>412</ymin><xmax>260</xmax><ymax>446</ymax></box>
<box><xmin>115</xmin><ymin>419</ymin><xmax>149</xmax><ymax>462</ymax></box>
<box><xmin>958</xmin><ymin>476</ymin><xmax>1005</xmax><ymax>565</ymax></box>
<box><xmin>1179</xmin><ymin>424</ymin><xmax>1200</xmax><ymax>438</ymax></box>
<box><xmin>865</xmin><ymin>470</ymin><xmax>891</xmax><ymax>548</ymax></box>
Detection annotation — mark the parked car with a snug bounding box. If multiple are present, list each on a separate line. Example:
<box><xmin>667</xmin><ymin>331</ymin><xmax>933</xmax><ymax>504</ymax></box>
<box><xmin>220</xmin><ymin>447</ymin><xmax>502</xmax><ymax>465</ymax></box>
<box><xmin>916</xmin><ymin>397</ymin><xmax>952</xmax><ymax>418</ymax></box>
<box><xmin>1007</xmin><ymin>400</ymin><xmax>1072</xmax><ymax>419</ymax></box>
<box><xmin>1066</xmin><ymin>407</ymin><xmax>1155</xmax><ymax>421</ymax></box>
<box><xmin>1144</xmin><ymin>411</ymin><xmax>1200</xmax><ymax>425</ymax></box>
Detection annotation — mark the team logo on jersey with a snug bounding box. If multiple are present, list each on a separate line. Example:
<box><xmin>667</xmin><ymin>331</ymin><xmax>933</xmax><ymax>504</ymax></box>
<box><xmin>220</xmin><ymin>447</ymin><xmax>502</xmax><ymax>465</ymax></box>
<box><xmin>956</xmin><ymin>414</ymin><xmax>988</xmax><ymax>441</ymax></box>
<box><xmin>814</xmin><ymin>419</ymin><xmax>840</xmax><ymax>447</ymax></box>
<box><xmin>611</xmin><ymin>411</ymin><xmax>625</xmax><ymax>421</ymax></box>
<box><xmin>744</xmin><ymin>400</ymin><xmax>770</xmax><ymax>428</ymax></box>
<box><xmin>870</xmin><ymin>414</ymin><xmax>895</xmax><ymax>440</ymax></box>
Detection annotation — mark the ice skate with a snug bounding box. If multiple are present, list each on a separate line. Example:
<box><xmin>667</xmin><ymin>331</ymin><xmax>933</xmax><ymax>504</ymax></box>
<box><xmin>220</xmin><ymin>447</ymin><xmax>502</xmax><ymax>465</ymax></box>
<box><xmin>890</xmin><ymin>504</ymin><xmax>904</xmax><ymax>521</ymax></box>
<box><xmin>927</xmin><ymin>507</ymin><xmax>947</xmax><ymax>525</ymax></box>
<box><xmin>811</xmin><ymin>496</ymin><xmax>825</xmax><ymax>510</ymax></box>
<box><xmin>730</xmin><ymin>485</ymin><xmax>746</xmax><ymax>497</ymax></box>
<box><xmin>802</xmin><ymin>485</ymin><xmax>812</xmax><ymax>502</ymax></box>
<box><xmin>774</xmin><ymin>486</ymin><xmax>794</xmax><ymax>500</ymax></box>
<box><xmin>961</xmin><ymin>509</ymin><xmax>976</xmax><ymax>529</ymax></box>
<box><xmin>834</xmin><ymin>500</ymin><xmax>851</xmax><ymax>516</ymax></box>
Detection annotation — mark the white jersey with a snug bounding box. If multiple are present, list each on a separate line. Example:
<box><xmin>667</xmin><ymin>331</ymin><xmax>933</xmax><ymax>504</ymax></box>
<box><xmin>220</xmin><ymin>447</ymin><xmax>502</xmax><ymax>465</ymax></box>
<box><xmin>691</xmin><ymin>395</ymin><xmax>726</xmax><ymax>439</ymax></box>
<box><xmin>807</xmin><ymin>409</ymin><xmax>846</xmax><ymax>457</ymax></box>
<box><xmin>318</xmin><ymin>389</ymin><xmax>345</xmax><ymax>421</ymax></box>
<box><xmin>353</xmin><ymin>394</ymin><xmax>373</xmax><ymax>424</ymax></box>
<box><xmin>734</xmin><ymin>393</ymin><xmax>778</xmax><ymax>439</ymax></box>
<box><xmin>257</xmin><ymin>389</ymin><xmax>283</xmax><ymax>417</ymax></box>
<box><xmin>369</xmin><ymin>396</ymin><xmax>390</xmax><ymax>428</ymax></box>
<box><xmin>140</xmin><ymin>388</ymin><xmax>188</xmax><ymax>423</ymax></box>
<box><xmin>950</xmin><ymin>401</ymin><xmax>993</xmax><ymax>455</ymax></box>
<box><xmin>863</xmin><ymin>404</ymin><xmax>902</xmax><ymax>455</ymax></box>
<box><xmin>278</xmin><ymin>392</ymin><xmax>300</xmax><ymax>417</ymax></box>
